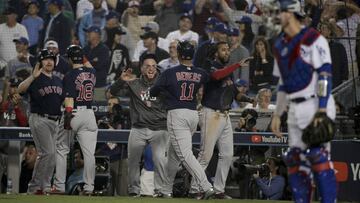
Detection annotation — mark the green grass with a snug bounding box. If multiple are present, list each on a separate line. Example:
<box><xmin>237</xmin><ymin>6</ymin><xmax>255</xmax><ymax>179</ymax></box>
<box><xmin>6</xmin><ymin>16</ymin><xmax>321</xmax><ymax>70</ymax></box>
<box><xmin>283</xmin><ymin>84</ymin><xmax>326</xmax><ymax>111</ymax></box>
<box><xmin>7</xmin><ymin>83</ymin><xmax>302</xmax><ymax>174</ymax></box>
<box><xmin>0</xmin><ymin>195</ymin><xmax>293</xmax><ymax>203</ymax></box>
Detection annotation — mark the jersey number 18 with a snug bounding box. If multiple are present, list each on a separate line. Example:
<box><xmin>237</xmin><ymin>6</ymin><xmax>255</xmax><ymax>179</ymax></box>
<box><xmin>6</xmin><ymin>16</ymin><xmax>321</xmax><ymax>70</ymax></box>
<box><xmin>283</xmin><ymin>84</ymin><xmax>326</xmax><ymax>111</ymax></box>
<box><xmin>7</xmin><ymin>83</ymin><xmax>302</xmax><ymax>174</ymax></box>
<box><xmin>76</xmin><ymin>83</ymin><xmax>93</xmax><ymax>101</ymax></box>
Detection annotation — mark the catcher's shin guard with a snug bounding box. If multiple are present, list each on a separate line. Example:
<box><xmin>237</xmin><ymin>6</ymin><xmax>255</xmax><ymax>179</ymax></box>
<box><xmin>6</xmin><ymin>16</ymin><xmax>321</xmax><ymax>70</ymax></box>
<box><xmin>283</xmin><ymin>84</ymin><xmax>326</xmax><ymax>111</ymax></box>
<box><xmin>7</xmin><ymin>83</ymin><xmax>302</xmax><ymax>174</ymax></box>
<box><xmin>306</xmin><ymin>147</ymin><xmax>337</xmax><ymax>203</ymax></box>
<box><xmin>284</xmin><ymin>148</ymin><xmax>312</xmax><ymax>203</ymax></box>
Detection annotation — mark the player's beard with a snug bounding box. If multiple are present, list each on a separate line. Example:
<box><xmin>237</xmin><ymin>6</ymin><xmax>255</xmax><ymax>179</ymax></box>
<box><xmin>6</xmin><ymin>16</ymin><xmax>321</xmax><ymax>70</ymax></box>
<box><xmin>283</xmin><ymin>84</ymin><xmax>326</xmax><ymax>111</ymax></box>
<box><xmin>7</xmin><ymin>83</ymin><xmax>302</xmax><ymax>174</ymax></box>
<box><xmin>219</xmin><ymin>57</ymin><xmax>229</xmax><ymax>65</ymax></box>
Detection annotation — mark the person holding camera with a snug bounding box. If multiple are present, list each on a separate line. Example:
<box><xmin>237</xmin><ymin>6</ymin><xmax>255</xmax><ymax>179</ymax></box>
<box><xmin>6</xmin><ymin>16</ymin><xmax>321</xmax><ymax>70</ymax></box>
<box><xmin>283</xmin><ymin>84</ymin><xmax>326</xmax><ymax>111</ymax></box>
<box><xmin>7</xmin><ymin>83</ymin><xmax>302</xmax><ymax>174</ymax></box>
<box><xmin>96</xmin><ymin>96</ymin><xmax>128</xmax><ymax>196</ymax></box>
<box><xmin>253</xmin><ymin>157</ymin><xmax>286</xmax><ymax>200</ymax></box>
<box><xmin>110</xmin><ymin>54</ymin><xmax>168</xmax><ymax>197</ymax></box>
<box><xmin>235</xmin><ymin>108</ymin><xmax>258</xmax><ymax>132</ymax></box>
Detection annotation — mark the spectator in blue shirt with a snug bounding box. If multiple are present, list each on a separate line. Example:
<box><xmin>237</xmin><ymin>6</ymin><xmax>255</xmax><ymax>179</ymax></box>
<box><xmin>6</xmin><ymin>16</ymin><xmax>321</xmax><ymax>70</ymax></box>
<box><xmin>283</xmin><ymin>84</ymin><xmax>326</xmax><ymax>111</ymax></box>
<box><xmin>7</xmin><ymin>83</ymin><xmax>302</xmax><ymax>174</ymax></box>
<box><xmin>66</xmin><ymin>149</ymin><xmax>84</xmax><ymax>194</ymax></box>
<box><xmin>78</xmin><ymin>0</ymin><xmax>107</xmax><ymax>47</ymax></box>
<box><xmin>253</xmin><ymin>157</ymin><xmax>286</xmax><ymax>200</ymax></box>
<box><xmin>83</xmin><ymin>26</ymin><xmax>110</xmax><ymax>101</ymax></box>
<box><xmin>21</xmin><ymin>0</ymin><xmax>43</xmax><ymax>55</ymax></box>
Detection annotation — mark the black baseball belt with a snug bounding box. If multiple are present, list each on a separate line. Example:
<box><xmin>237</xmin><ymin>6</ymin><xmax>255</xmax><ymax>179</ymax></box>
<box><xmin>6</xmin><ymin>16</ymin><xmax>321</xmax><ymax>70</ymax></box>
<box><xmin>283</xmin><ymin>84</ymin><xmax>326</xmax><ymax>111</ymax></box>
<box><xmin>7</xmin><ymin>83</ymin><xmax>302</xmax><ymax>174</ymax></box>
<box><xmin>38</xmin><ymin>113</ymin><xmax>61</xmax><ymax>122</ymax></box>
<box><xmin>290</xmin><ymin>95</ymin><xmax>316</xmax><ymax>104</ymax></box>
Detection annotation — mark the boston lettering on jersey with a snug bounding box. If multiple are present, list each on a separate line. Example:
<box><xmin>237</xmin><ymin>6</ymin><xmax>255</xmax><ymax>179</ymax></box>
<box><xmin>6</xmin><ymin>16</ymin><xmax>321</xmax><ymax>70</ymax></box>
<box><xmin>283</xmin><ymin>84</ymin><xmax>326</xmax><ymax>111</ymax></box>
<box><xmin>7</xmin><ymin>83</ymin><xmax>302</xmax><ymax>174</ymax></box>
<box><xmin>38</xmin><ymin>86</ymin><xmax>63</xmax><ymax>96</ymax></box>
<box><xmin>28</xmin><ymin>74</ymin><xmax>64</xmax><ymax>115</ymax></box>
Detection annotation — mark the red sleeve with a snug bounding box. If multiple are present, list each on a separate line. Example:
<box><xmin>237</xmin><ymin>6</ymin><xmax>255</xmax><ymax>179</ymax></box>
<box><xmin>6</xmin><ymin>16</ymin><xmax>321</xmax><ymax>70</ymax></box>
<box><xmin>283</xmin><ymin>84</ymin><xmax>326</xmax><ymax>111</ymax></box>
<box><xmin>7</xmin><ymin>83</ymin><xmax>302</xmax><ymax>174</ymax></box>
<box><xmin>14</xmin><ymin>106</ymin><xmax>28</xmax><ymax>127</ymax></box>
<box><xmin>210</xmin><ymin>63</ymin><xmax>241</xmax><ymax>80</ymax></box>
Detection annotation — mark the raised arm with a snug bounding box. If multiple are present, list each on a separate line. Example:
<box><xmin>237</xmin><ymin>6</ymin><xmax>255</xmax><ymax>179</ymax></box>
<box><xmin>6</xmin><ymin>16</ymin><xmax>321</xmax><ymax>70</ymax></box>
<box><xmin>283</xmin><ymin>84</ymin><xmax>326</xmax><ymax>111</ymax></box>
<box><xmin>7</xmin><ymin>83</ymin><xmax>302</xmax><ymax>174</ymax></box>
<box><xmin>18</xmin><ymin>63</ymin><xmax>42</xmax><ymax>94</ymax></box>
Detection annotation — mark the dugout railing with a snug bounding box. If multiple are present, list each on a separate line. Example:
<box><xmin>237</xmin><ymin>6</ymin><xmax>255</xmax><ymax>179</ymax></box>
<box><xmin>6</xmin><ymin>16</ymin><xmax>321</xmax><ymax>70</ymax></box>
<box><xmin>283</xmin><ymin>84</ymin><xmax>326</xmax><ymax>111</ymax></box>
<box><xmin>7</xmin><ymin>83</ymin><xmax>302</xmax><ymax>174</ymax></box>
<box><xmin>1</xmin><ymin>127</ymin><xmax>359</xmax><ymax>201</ymax></box>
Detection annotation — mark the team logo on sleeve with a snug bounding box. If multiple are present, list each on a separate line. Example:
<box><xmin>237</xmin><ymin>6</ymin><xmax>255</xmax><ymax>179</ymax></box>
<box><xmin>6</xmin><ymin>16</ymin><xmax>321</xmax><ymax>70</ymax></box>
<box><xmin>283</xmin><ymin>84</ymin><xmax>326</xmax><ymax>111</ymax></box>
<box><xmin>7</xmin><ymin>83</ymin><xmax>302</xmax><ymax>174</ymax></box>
<box><xmin>316</xmin><ymin>45</ymin><xmax>327</xmax><ymax>59</ymax></box>
<box><xmin>281</xmin><ymin>47</ymin><xmax>288</xmax><ymax>57</ymax></box>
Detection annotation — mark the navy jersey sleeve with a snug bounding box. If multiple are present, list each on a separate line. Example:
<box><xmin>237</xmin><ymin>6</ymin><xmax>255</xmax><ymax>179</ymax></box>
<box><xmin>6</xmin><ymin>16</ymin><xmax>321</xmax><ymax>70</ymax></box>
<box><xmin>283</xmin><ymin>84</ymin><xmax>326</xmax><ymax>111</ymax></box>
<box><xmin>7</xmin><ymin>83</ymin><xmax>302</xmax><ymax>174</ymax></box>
<box><xmin>63</xmin><ymin>72</ymin><xmax>77</xmax><ymax>98</ymax></box>
<box><xmin>26</xmin><ymin>81</ymin><xmax>35</xmax><ymax>95</ymax></box>
<box><xmin>201</xmin><ymin>68</ymin><xmax>210</xmax><ymax>83</ymax></box>
<box><xmin>201</xmin><ymin>59</ymin><xmax>215</xmax><ymax>74</ymax></box>
<box><xmin>150</xmin><ymin>71</ymin><xmax>168</xmax><ymax>97</ymax></box>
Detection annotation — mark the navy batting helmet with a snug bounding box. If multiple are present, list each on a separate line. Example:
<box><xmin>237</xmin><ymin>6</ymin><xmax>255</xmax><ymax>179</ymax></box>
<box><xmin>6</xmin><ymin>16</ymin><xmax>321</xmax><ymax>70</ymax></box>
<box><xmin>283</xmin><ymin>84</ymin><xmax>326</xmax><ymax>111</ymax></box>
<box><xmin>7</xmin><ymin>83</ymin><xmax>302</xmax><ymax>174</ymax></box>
<box><xmin>177</xmin><ymin>41</ymin><xmax>195</xmax><ymax>60</ymax></box>
<box><xmin>66</xmin><ymin>45</ymin><xmax>83</xmax><ymax>64</ymax></box>
<box><xmin>38</xmin><ymin>49</ymin><xmax>56</xmax><ymax>62</ymax></box>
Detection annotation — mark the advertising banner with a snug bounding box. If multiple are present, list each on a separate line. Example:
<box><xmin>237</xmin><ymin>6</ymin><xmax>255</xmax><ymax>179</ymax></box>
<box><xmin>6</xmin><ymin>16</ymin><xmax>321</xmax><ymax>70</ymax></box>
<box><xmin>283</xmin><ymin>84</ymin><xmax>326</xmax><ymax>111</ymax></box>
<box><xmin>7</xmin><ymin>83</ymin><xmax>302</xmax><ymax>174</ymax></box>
<box><xmin>331</xmin><ymin>140</ymin><xmax>360</xmax><ymax>201</ymax></box>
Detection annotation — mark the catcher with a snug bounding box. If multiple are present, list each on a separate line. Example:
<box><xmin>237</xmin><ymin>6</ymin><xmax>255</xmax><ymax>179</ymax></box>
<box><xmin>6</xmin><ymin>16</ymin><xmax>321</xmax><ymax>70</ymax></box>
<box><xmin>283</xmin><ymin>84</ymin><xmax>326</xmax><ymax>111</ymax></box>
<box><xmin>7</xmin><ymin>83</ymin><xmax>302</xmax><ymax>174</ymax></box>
<box><xmin>270</xmin><ymin>0</ymin><xmax>337</xmax><ymax>202</ymax></box>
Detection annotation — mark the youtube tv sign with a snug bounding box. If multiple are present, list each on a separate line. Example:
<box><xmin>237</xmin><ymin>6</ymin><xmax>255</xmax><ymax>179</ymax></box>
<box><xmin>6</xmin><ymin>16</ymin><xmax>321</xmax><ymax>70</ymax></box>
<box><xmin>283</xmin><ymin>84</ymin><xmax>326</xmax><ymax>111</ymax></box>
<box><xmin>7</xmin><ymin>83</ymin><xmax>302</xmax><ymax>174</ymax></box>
<box><xmin>331</xmin><ymin>141</ymin><xmax>360</xmax><ymax>201</ymax></box>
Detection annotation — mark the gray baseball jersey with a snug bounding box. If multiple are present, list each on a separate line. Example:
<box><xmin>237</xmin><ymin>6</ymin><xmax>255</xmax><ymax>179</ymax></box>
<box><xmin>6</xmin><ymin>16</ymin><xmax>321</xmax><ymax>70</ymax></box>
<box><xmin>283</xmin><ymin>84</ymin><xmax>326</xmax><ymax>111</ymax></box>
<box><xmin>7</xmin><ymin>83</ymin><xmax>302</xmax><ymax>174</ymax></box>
<box><xmin>110</xmin><ymin>74</ymin><xmax>168</xmax><ymax>195</ymax></box>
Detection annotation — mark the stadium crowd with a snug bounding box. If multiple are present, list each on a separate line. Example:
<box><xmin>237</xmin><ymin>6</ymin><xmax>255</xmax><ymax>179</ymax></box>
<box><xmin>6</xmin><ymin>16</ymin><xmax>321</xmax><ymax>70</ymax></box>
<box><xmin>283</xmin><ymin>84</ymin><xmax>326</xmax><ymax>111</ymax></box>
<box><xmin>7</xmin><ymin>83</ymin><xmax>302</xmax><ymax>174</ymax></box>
<box><xmin>0</xmin><ymin>0</ymin><xmax>358</xmax><ymax>200</ymax></box>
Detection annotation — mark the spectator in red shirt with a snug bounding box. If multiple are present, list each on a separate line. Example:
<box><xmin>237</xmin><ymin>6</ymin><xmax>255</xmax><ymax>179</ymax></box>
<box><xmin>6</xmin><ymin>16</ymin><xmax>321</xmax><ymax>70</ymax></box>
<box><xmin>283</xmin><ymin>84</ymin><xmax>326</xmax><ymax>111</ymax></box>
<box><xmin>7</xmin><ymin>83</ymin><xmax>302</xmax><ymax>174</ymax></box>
<box><xmin>0</xmin><ymin>78</ymin><xmax>28</xmax><ymax>127</ymax></box>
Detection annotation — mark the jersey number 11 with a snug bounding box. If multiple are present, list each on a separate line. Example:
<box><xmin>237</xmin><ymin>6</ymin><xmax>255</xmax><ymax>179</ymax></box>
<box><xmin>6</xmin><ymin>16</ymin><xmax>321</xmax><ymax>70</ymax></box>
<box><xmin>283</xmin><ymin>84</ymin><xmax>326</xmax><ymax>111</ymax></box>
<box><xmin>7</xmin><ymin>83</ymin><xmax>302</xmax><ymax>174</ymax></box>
<box><xmin>180</xmin><ymin>82</ymin><xmax>194</xmax><ymax>101</ymax></box>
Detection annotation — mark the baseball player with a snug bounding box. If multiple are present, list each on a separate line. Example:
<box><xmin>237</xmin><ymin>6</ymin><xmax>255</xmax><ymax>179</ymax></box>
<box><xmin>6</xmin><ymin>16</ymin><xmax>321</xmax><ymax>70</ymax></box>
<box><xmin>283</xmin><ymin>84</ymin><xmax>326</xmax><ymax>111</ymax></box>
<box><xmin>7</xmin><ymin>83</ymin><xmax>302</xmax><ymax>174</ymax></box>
<box><xmin>270</xmin><ymin>1</ymin><xmax>337</xmax><ymax>202</ymax></box>
<box><xmin>44</xmin><ymin>39</ymin><xmax>73</xmax><ymax>194</ymax></box>
<box><xmin>62</xmin><ymin>45</ymin><xmax>98</xmax><ymax>195</ymax></box>
<box><xmin>109</xmin><ymin>54</ymin><xmax>169</xmax><ymax>197</ymax></box>
<box><xmin>150</xmin><ymin>41</ymin><xmax>214</xmax><ymax>199</ymax></box>
<box><xmin>189</xmin><ymin>41</ymin><xmax>250</xmax><ymax>199</ymax></box>
<box><xmin>17</xmin><ymin>49</ymin><xmax>63</xmax><ymax>194</ymax></box>
<box><xmin>51</xmin><ymin>43</ymin><xmax>91</xmax><ymax>194</ymax></box>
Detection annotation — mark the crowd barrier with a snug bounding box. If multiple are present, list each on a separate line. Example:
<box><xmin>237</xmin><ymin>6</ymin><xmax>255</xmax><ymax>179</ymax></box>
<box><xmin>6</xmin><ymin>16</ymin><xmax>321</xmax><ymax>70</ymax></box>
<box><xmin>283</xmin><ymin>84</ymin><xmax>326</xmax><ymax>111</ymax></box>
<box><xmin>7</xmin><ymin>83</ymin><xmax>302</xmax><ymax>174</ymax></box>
<box><xmin>0</xmin><ymin>127</ymin><xmax>359</xmax><ymax>201</ymax></box>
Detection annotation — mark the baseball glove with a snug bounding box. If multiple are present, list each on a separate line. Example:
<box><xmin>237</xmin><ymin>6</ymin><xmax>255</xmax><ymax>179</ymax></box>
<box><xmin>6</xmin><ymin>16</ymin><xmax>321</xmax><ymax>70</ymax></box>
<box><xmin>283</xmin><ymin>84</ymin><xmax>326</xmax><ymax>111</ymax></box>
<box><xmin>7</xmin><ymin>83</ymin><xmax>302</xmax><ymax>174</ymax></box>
<box><xmin>64</xmin><ymin>111</ymin><xmax>74</xmax><ymax>130</ymax></box>
<box><xmin>302</xmin><ymin>112</ymin><xmax>335</xmax><ymax>146</ymax></box>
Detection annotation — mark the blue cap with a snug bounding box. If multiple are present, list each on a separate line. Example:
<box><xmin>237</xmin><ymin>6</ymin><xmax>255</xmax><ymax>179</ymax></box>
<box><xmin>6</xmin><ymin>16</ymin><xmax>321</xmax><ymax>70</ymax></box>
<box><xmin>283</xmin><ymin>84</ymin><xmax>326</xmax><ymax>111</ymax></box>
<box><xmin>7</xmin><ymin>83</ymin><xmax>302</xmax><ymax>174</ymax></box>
<box><xmin>106</xmin><ymin>11</ymin><xmax>119</xmax><ymax>21</ymax></box>
<box><xmin>13</xmin><ymin>37</ymin><xmax>29</xmax><ymax>45</ymax></box>
<box><xmin>141</xmin><ymin>21</ymin><xmax>159</xmax><ymax>33</ymax></box>
<box><xmin>213</xmin><ymin>23</ymin><xmax>228</xmax><ymax>34</ymax></box>
<box><xmin>180</xmin><ymin>13</ymin><xmax>192</xmax><ymax>21</ymax></box>
<box><xmin>48</xmin><ymin>0</ymin><xmax>64</xmax><ymax>7</ymax></box>
<box><xmin>229</xmin><ymin>28</ymin><xmax>240</xmax><ymax>36</ymax></box>
<box><xmin>206</xmin><ymin>17</ymin><xmax>220</xmax><ymax>26</ymax></box>
<box><xmin>83</xmin><ymin>26</ymin><xmax>101</xmax><ymax>34</ymax></box>
<box><xmin>3</xmin><ymin>7</ymin><xmax>16</xmax><ymax>15</ymax></box>
<box><xmin>235</xmin><ymin>79</ymin><xmax>248</xmax><ymax>87</ymax></box>
<box><xmin>235</xmin><ymin>16</ymin><xmax>252</xmax><ymax>24</ymax></box>
<box><xmin>205</xmin><ymin>17</ymin><xmax>220</xmax><ymax>32</ymax></box>
<box><xmin>27</xmin><ymin>0</ymin><xmax>39</xmax><ymax>8</ymax></box>
<box><xmin>114</xmin><ymin>26</ymin><xmax>126</xmax><ymax>35</ymax></box>
<box><xmin>9</xmin><ymin>78</ymin><xmax>21</xmax><ymax>87</ymax></box>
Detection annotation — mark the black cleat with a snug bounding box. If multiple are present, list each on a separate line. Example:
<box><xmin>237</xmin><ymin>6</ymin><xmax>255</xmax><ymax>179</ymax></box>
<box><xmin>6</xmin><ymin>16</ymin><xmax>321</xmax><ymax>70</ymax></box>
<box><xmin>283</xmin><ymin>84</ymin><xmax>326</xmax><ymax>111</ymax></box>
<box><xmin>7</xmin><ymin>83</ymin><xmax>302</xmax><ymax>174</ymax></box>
<box><xmin>188</xmin><ymin>192</ymin><xmax>203</xmax><ymax>200</ymax></box>
<box><xmin>214</xmin><ymin>192</ymin><xmax>232</xmax><ymax>199</ymax></box>
<box><xmin>128</xmin><ymin>192</ymin><xmax>140</xmax><ymax>197</ymax></box>
<box><xmin>203</xmin><ymin>188</ymin><xmax>215</xmax><ymax>199</ymax></box>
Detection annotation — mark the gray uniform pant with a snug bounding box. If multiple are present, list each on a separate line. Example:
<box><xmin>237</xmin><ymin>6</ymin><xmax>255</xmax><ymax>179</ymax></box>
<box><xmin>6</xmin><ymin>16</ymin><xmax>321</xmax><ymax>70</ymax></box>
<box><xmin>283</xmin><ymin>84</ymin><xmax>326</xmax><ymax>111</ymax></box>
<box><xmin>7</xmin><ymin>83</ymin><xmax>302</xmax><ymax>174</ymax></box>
<box><xmin>54</xmin><ymin>109</ymin><xmax>97</xmax><ymax>193</ymax></box>
<box><xmin>53</xmin><ymin>116</ymin><xmax>73</xmax><ymax>192</ymax></box>
<box><xmin>71</xmin><ymin>109</ymin><xmax>98</xmax><ymax>192</ymax></box>
<box><xmin>190</xmin><ymin>107</ymin><xmax>234</xmax><ymax>193</ymax></box>
<box><xmin>128</xmin><ymin>127</ymin><xmax>169</xmax><ymax>195</ymax></box>
<box><xmin>162</xmin><ymin>109</ymin><xmax>212</xmax><ymax>195</ymax></box>
<box><xmin>27</xmin><ymin>113</ymin><xmax>58</xmax><ymax>193</ymax></box>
